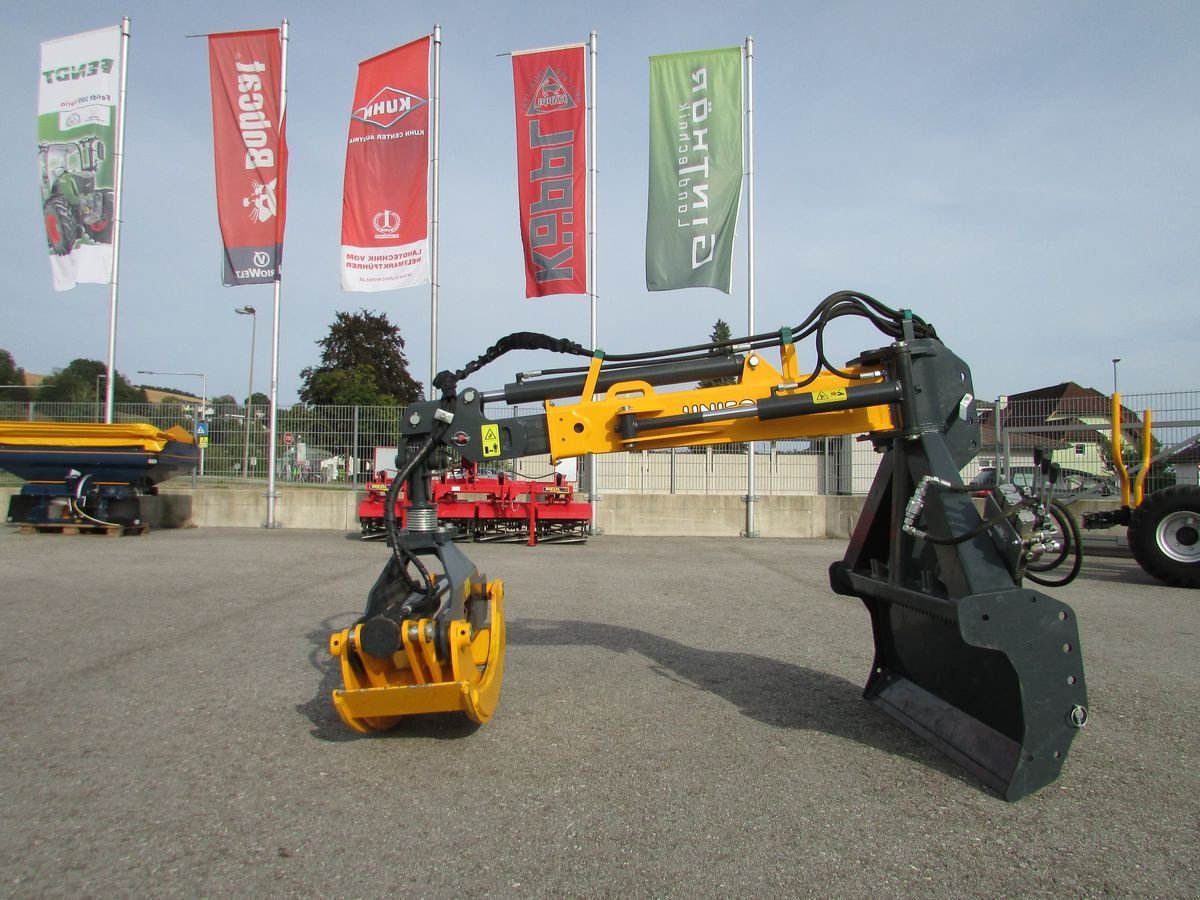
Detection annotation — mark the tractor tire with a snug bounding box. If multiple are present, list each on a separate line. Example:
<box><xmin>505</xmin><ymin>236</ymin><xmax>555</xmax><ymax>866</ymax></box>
<box><xmin>1127</xmin><ymin>485</ymin><xmax>1200</xmax><ymax>588</ymax></box>
<box><xmin>87</xmin><ymin>190</ymin><xmax>115</xmax><ymax>243</ymax></box>
<box><xmin>44</xmin><ymin>195</ymin><xmax>77</xmax><ymax>255</ymax></box>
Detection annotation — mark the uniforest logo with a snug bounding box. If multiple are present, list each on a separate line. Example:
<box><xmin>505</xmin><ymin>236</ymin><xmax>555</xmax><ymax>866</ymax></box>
<box><xmin>353</xmin><ymin>87</ymin><xmax>427</xmax><ymax>129</ymax></box>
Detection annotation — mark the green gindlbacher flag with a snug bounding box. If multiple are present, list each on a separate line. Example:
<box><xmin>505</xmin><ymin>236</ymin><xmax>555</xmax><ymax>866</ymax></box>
<box><xmin>646</xmin><ymin>46</ymin><xmax>743</xmax><ymax>293</ymax></box>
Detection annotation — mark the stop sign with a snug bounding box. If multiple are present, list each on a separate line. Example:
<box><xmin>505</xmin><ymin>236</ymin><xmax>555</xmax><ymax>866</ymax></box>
<box><xmin>283</xmin><ymin>432</ymin><xmax>294</xmax><ymax>446</ymax></box>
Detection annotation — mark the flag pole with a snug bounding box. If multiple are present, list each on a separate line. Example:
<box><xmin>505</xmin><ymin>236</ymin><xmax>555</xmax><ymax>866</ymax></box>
<box><xmin>743</xmin><ymin>35</ymin><xmax>757</xmax><ymax>539</ymax></box>
<box><xmin>103</xmin><ymin>16</ymin><xmax>131</xmax><ymax>424</ymax></box>
<box><xmin>265</xmin><ymin>17</ymin><xmax>288</xmax><ymax>528</ymax></box>
<box><xmin>429</xmin><ymin>24</ymin><xmax>442</xmax><ymax>399</ymax></box>
<box><xmin>586</xmin><ymin>30</ymin><xmax>599</xmax><ymax>525</ymax></box>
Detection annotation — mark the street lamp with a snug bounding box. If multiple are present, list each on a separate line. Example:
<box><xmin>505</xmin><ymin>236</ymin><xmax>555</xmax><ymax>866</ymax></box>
<box><xmin>94</xmin><ymin>373</ymin><xmax>107</xmax><ymax>423</ymax></box>
<box><xmin>1112</xmin><ymin>358</ymin><xmax>1121</xmax><ymax>396</ymax></box>
<box><xmin>137</xmin><ymin>370</ymin><xmax>207</xmax><ymax>482</ymax></box>
<box><xmin>235</xmin><ymin>306</ymin><xmax>257</xmax><ymax>478</ymax></box>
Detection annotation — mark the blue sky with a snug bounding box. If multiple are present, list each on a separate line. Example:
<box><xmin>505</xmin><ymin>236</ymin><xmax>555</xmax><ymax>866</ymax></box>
<box><xmin>2</xmin><ymin>0</ymin><xmax>1196</xmax><ymax>405</ymax></box>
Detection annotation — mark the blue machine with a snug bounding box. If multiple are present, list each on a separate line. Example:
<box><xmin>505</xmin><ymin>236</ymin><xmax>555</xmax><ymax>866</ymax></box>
<box><xmin>0</xmin><ymin>422</ymin><xmax>198</xmax><ymax>531</ymax></box>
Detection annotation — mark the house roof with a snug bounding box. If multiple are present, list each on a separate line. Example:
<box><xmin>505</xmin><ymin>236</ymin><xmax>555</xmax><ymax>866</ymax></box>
<box><xmin>977</xmin><ymin>382</ymin><xmax>1140</xmax><ymax>447</ymax></box>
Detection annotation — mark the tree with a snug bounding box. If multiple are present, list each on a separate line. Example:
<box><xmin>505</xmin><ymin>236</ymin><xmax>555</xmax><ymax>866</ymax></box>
<box><xmin>299</xmin><ymin>309</ymin><xmax>422</xmax><ymax>406</ymax></box>
<box><xmin>39</xmin><ymin>359</ymin><xmax>148</xmax><ymax>404</ymax></box>
<box><xmin>0</xmin><ymin>349</ymin><xmax>28</xmax><ymax>402</ymax></box>
<box><xmin>696</xmin><ymin>319</ymin><xmax>744</xmax><ymax>453</ymax></box>
<box><xmin>698</xmin><ymin>318</ymin><xmax>738</xmax><ymax>389</ymax></box>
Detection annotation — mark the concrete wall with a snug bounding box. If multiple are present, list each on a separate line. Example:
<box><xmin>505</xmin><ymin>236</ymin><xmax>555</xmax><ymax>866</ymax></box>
<box><xmin>1</xmin><ymin>484</ymin><xmax>1119</xmax><ymax>542</ymax></box>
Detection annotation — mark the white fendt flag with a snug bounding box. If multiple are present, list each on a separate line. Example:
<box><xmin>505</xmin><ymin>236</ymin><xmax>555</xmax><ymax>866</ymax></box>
<box><xmin>38</xmin><ymin>26</ymin><xmax>123</xmax><ymax>291</ymax></box>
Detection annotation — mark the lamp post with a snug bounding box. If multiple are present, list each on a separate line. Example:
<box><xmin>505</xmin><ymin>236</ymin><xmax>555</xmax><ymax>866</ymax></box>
<box><xmin>235</xmin><ymin>306</ymin><xmax>257</xmax><ymax>478</ymax></box>
<box><xmin>1112</xmin><ymin>358</ymin><xmax>1121</xmax><ymax>396</ymax></box>
<box><xmin>94</xmin><ymin>373</ymin><xmax>107</xmax><ymax>423</ymax></box>
<box><xmin>137</xmin><ymin>370</ymin><xmax>207</xmax><ymax>483</ymax></box>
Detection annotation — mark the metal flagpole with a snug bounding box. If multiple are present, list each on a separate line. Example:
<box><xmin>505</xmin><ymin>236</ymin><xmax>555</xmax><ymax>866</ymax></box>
<box><xmin>265</xmin><ymin>18</ymin><xmax>288</xmax><ymax>528</ymax></box>
<box><xmin>743</xmin><ymin>35</ymin><xmax>757</xmax><ymax>538</ymax></box>
<box><xmin>103</xmin><ymin>16</ymin><xmax>131</xmax><ymax>425</ymax></box>
<box><xmin>429</xmin><ymin>24</ymin><xmax>441</xmax><ymax>399</ymax></box>
<box><xmin>587</xmin><ymin>30</ymin><xmax>599</xmax><ymax>528</ymax></box>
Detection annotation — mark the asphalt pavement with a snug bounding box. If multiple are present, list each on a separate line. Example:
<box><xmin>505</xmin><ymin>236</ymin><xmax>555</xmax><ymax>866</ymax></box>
<box><xmin>0</xmin><ymin>527</ymin><xmax>1196</xmax><ymax>898</ymax></box>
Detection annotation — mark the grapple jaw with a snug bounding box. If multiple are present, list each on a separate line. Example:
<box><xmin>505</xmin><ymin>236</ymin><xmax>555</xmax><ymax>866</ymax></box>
<box><xmin>329</xmin><ymin>534</ymin><xmax>506</xmax><ymax>732</ymax></box>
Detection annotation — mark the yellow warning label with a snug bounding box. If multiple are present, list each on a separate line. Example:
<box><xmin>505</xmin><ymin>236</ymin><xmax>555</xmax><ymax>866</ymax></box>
<box><xmin>813</xmin><ymin>388</ymin><xmax>847</xmax><ymax>405</ymax></box>
<box><xmin>481</xmin><ymin>424</ymin><xmax>501</xmax><ymax>457</ymax></box>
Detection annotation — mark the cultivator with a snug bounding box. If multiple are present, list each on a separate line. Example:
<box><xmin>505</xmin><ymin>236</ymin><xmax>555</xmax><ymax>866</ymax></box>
<box><xmin>358</xmin><ymin>462</ymin><xmax>591</xmax><ymax>545</ymax></box>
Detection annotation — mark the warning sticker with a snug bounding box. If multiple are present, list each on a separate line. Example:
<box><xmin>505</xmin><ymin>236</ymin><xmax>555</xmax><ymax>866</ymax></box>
<box><xmin>813</xmin><ymin>388</ymin><xmax>848</xmax><ymax>405</ymax></box>
<box><xmin>481</xmin><ymin>424</ymin><xmax>501</xmax><ymax>457</ymax></box>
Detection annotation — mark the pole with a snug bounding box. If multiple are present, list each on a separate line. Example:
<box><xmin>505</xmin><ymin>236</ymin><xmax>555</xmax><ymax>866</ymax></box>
<box><xmin>429</xmin><ymin>24</ymin><xmax>442</xmax><ymax>400</ymax></box>
<box><xmin>743</xmin><ymin>36</ymin><xmax>757</xmax><ymax>538</ymax></box>
<box><xmin>586</xmin><ymin>31</ymin><xmax>599</xmax><ymax>527</ymax></box>
<box><xmin>265</xmin><ymin>19</ymin><xmax>288</xmax><ymax>528</ymax></box>
<box><xmin>199</xmin><ymin>373</ymin><xmax>207</xmax><ymax>477</ymax></box>
<box><xmin>238</xmin><ymin>307</ymin><xmax>257</xmax><ymax>478</ymax></box>
<box><xmin>103</xmin><ymin>17</ymin><xmax>131</xmax><ymax>424</ymax></box>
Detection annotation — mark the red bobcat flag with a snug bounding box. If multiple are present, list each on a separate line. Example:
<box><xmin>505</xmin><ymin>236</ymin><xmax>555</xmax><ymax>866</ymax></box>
<box><xmin>512</xmin><ymin>44</ymin><xmax>587</xmax><ymax>298</ymax></box>
<box><xmin>341</xmin><ymin>36</ymin><xmax>431</xmax><ymax>292</ymax></box>
<box><xmin>207</xmin><ymin>28</ymin><xmax>288</xmax><ymax>286</ymax></box>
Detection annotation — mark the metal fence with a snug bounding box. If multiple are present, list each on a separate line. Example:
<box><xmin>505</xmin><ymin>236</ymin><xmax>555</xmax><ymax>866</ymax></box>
<box><xmin>3</xmin><ymin>390</ymin><xmax>1198</xmax><ymax>494</ymax></box>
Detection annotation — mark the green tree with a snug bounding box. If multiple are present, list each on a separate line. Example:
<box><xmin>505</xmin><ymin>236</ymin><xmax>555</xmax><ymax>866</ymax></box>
<box><xmin>299</xmin><ymin>309</ymin><xmax>422</xmax><ymax>406</ymax></box>
<box><xmin>696</xmin><ymin>319</ymin><xmax>744</xmax><ymax>453</ymax></box>
<box><xmin>698</xmin><ymin>318</ymin><xmax>738</xmax><ymax>389</ymax></box>
<box><xmin>0</xmin><ymin>349</ymin><xmax>28</xmax><ymax>403</ymax></box>
<box><xmin>39</xmin><ymin>359</ymin><xmax>148</xmax><ymax>404</ymax></box>
<box><xmin>302</xmin><ymin>365</ymin><xmax>397</xmax><ymax>407</ymax></box>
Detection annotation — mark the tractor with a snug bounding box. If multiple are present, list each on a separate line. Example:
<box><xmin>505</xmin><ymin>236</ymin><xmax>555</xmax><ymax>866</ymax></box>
<box><xmin>39</xmin><ymin>137</ymin><xmax>115</xmax><ymax>255</ymax></box>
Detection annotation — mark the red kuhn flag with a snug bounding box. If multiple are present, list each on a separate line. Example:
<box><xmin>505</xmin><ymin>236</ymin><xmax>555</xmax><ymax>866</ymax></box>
<box><xmin>207</xmin><ymin>28</ymin><xmax>288</xmax><ymax>286</ymax></box>
<box><xmin>341</xmin><ymin>36</ymin><xmax>431</xmax><ymax>292</ymax></box>
<box><xmin>512</xmin><ymin>44</ymin><xmax>587</xmax><ymax>298</ymax></box>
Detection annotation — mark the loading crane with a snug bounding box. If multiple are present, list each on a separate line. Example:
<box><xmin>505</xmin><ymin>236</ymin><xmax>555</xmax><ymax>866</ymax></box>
<box><xmin>328</xmin><ymin>291</ymin><xmax>1089</xmax><ymax>801</ymax></box>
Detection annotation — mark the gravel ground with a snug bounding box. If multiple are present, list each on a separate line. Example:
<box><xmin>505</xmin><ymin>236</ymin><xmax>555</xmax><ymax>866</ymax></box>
<box><xmin>0</xmin><ymin>527</ymin><xmax>1196</xmax><ymax>898</ymax></box>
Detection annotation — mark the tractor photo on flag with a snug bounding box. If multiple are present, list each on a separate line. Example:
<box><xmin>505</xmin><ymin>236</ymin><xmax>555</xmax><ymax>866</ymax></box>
<box><xmin>37</xmin><ymin>26</ymin><xmax>122</xmax><ymax>291</ymax></box>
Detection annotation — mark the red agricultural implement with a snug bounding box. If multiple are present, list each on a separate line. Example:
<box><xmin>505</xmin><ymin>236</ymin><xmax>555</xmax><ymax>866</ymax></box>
<box><xmin>358</xmin><ymin>462</ymin><xmax>591</xmax><ymax>545</ymax></box>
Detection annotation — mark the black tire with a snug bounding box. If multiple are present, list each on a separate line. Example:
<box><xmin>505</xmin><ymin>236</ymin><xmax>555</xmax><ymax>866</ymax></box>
<box><xmin>1128</xmin><ymin>485</ymin><xmax>1200</xmax><ymax>588</ymax></box>
<box><xmin>44</xmin><ymin>195</ymin><xmax>77</xmax><ymax>255</ymax></box>
<box><xmin>87</xmin><ymin>190</ymin><xmax>115</xmax><ymax>243</ymax></box>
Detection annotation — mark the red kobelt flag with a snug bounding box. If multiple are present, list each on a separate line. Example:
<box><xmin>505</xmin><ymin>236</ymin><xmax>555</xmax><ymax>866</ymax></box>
<box><xmin>341</xmin><ymin>36</ymin><xmax>431</xmax><ymax>292</ymax></box>
<box><xmin>207</xmin><ymin>28</ymin><xmax>288</xmax><ymax>286</ymax></box>
<box><xmin>512</xmin><ymin>44</ymin><xmax>587</xmax><ymax>298</ymax></box>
